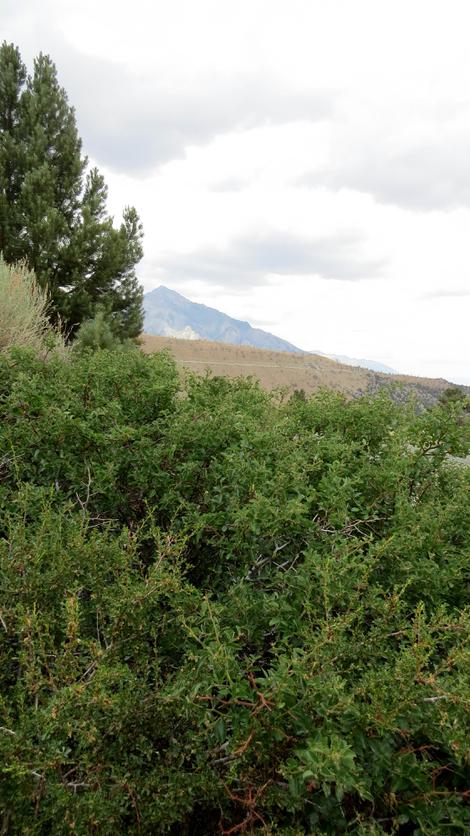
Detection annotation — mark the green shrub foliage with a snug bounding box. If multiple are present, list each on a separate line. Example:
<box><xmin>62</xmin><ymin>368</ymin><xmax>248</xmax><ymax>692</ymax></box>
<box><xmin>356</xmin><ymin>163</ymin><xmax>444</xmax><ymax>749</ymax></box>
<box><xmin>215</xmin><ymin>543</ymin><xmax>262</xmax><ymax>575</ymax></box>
<box><xmin>0</xmin><ymin>349</ymin><xmax>469</xmax><ymax>833</ymax></box>
<box><xmin>72</xmin><ymin>308</ymin><xmax>139</xmax><ymax>354</ymax></box>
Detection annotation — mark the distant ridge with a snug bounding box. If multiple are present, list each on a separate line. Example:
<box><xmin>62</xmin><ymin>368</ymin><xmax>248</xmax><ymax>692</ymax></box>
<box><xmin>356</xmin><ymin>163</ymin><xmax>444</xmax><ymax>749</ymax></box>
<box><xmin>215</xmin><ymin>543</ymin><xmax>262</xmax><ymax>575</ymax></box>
<box><xmin>314</xmin><ymin>351</ymin><xmax>396</xmax><ymax>375</ymax></box>
<box><xmin>143</xmin><ymin>286</ymin><xmax>394</xmax><ymax>373</ymax></box>
<box><xmin>143</xmin><ymin>286</ymin><xmax>302</xmax><ymax>353</ymax></box>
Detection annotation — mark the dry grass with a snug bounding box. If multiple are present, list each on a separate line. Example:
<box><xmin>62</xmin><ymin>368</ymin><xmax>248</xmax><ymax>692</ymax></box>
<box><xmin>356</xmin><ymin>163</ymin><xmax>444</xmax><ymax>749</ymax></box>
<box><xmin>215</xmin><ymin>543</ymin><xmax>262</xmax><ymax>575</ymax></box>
<box><xmin>141</xmin><ymin>334</ymin><xmax>370</xmax><ymax>396</ymax></box>
<box><xmin>141</xmin><ymin>333</ymin><xmax>453</xmax><ymax>402</ymax></box>
<box><xmin>0</xmin><ymin>257</ymin><xmax>66</xmax><ymax>355</ymax></box>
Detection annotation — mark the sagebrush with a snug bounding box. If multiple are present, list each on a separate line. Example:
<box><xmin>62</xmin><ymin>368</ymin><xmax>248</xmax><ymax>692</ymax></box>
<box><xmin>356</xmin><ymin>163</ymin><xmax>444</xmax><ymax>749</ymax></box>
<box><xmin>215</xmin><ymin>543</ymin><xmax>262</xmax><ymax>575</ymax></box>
<box><xmin>0</xmin><ymin>257</ymin><xmax>65</xmax><ymax>355</ymax></box>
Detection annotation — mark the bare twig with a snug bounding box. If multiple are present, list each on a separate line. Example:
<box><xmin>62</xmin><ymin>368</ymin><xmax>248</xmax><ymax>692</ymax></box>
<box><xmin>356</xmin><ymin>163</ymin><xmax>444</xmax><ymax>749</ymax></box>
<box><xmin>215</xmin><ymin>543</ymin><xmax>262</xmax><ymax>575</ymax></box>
<box><xmin>423</xmin><ymin>695</ymin><xmax>448</xmax><ymax>703</ymax></box>
<box><xmin>66</xmin><ymin>782</ymin><xmax>90</xmax><ymax>793</ymax></box>
<box><xmin>75</xmin><ymin>466</ymin><xmax>93</xmax><ymax>511</ymax></box>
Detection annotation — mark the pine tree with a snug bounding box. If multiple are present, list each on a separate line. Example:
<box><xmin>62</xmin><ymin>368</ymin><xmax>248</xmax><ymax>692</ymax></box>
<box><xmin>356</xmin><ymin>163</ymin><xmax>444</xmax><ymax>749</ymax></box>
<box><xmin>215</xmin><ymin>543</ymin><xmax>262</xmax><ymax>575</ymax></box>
<box><xmin>0</xmin><ymin>43</ymin><xmax>26</xmax><ymax>261</ymax></box>
<box><xmin>0</xmin><ymin>43</ymin><xmax>144</xmax><ymax>339</ymax></box>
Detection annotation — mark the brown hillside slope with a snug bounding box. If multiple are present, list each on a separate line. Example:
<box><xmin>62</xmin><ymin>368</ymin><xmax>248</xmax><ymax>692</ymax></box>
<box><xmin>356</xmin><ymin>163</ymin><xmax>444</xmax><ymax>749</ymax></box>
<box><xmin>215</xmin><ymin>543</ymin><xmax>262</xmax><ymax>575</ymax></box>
<box><xmin>141</xmin><ymin>335</ymin><xmax>458</xmax><ymax>406</ymax></box>
<box><xmin>141</xmin><ymin>334</ymin><xmax>367</xmax><ymax>397</ymax></box>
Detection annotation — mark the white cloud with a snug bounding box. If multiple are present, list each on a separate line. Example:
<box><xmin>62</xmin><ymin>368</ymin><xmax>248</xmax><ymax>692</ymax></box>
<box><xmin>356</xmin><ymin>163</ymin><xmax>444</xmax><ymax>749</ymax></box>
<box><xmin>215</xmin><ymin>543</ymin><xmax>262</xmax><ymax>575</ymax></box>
<box><xmin>3</xmin><ymin>0</ymin><xmax>470</xmax><ymax>383</ymax></box>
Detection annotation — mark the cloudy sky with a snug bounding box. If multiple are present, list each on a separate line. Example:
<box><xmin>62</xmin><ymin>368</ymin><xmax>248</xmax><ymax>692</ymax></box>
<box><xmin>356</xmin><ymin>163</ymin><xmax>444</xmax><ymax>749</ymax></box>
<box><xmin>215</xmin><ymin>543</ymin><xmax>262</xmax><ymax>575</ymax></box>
<box><xmin>4</xmin><ymin>0</ymin><xmax>470</xmax><ymax>383</ymax></box>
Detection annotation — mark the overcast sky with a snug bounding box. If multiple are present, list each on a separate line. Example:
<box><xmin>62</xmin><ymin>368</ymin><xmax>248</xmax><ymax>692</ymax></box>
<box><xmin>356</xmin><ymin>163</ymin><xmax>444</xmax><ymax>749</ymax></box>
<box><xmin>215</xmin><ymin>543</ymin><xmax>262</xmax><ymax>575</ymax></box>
<box><xmin>4</xmin><ymin>0</ymin><xmax>470</xmax><ymax>383</ymax></box>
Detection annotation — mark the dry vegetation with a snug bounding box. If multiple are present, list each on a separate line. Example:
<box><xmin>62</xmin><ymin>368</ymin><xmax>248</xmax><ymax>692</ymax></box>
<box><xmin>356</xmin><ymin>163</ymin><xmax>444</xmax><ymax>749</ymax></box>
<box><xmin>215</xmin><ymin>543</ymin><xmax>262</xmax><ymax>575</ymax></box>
<box><xmin>141</xmin><ymin>333</ymin><xmax>453</xmax><ymax>403</ymax></box>
<box><xmin>0</xmin><ymin>257</ymin><xmax>65</xmax><ymax>355</ymax></box>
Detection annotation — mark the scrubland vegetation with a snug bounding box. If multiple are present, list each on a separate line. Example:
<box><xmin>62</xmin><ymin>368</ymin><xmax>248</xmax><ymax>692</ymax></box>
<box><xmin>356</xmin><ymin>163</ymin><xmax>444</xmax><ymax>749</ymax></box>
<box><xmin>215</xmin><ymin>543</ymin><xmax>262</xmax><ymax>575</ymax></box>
<box><xmin>0</xmin><ymin>342</ymin><xmax>469</xmax><ymax>833</ymax></box>
<box><xmin>0</xmin><ymin>257</ymin><xmax>64</xmax><ymax>356</ymax></box>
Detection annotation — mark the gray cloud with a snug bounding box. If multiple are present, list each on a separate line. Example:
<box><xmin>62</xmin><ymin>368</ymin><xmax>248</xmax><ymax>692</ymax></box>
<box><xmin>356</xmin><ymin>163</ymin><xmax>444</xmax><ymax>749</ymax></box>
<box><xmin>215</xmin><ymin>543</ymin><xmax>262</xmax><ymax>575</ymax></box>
<box><xmin>155</xmin><ymin>230</ymin><xmax>386</xmax><ymax>290</ymax></box>
<box><xmin>298</xmin><ymin>138</ymin><xmax>470</xmax><ymax>211</ymax></box>
<box><xmin>4</xmin><ymin>5</ymin><xmax>333</xmax><ymax>177</ymax></box>
<box><xmin>49</xmin><ymin>48</ymin><xmax>332</xmax><ymax>175</ymax></box>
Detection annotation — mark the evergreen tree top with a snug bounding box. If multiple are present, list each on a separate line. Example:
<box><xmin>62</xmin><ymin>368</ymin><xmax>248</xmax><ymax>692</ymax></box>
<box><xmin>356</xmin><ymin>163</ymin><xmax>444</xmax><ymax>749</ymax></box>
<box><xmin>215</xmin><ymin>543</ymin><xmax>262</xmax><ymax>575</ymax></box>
<box><xmin>0</xmin><ymin>41</ymin><xmax>144</xmax><ymax>341</ymax></box>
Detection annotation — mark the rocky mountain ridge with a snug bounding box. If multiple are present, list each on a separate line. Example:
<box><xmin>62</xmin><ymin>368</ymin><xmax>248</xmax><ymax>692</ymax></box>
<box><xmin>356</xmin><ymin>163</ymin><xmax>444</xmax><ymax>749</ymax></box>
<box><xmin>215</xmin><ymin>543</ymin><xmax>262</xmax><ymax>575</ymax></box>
<box><xmin>143</xmin><ymin>285</ymin><xmax>300</xmax><ymax>354</ymax></box>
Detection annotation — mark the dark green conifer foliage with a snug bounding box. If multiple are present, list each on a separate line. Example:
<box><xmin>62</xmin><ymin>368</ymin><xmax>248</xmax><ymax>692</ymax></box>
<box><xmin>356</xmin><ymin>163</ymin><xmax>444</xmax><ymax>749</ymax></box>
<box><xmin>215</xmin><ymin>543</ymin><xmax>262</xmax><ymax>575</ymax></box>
<box><xmin>0</xmin><ymin>43</ymin><xmax>26</xmax><ymax>261</ymax></box>
<box><xmin>0</xmin><ymin>42</ymin><xmax>144</xmax><ymax>339</ymax></box>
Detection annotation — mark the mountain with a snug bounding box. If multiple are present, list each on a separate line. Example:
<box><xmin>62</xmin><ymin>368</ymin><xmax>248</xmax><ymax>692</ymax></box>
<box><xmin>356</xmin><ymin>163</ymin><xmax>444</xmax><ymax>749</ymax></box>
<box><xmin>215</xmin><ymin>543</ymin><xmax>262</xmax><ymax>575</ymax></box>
<box><xmin>143</xmin><ymin>286</ymin><xmax>393</xmax><ymax>373</ymax></box>
<box><xmin>143</xmin><ymin>286</ymin><xmax>302</xmax><ymax>353</ymax></box>
<box><xmin>313</xmin><ymin>351</ymin><xmax>396</xmax><ymax>375</ymax></box>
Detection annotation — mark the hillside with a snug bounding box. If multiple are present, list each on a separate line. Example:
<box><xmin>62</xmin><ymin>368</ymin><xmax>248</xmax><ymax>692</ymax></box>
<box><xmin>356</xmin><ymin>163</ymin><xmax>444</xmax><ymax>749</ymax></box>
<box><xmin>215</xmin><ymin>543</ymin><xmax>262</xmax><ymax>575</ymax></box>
<box><xmin>140</xmin><ymin>333</ymin><xmax>456</xmax><ymax>405</ymax></box>
<box><xmin>314</xmin><ymin>350</ymin><xmax>397</xmax><ymax>375</ymax></box>
<box><xmin>143</xmin><ymin>286</ymin><xmax>403</xmax><ymax>374</ymax></box>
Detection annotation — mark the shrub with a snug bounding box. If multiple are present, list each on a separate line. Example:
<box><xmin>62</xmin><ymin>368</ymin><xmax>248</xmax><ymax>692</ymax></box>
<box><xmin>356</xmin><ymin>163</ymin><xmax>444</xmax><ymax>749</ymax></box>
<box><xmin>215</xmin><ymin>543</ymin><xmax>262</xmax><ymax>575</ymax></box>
<box><xmin>0</xmin><ymin>351</ymin><xmax>469</xmax><ymax>833</ymax></box>
<box><xmin>0</xmin><ymin>257</ymin><xmax>65</xmax><ymax>355</ymax></box>
<box><xmin>72</xmin><ymin>308</ymin><xmax>123</xmax><ymax>354</ymax></box>
<box><xmin>73</xmin><ymin>308</ymin><xmax>141</xmax><ymax>354</ymax></box>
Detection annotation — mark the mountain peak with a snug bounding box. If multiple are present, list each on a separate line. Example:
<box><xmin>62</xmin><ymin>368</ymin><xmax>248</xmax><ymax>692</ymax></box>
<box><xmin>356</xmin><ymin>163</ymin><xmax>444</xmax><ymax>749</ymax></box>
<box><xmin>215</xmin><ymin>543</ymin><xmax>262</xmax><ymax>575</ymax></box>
<box><xmin>143</xmin><ymin>287</ymin><xmax>302</xmax><ymax>353</ymax></box>
<box><xmin>143</xmin><ymin>287</ymin><xmax>397</xmax><ymax>374</ymax></box>
<box><xmin>147</xmin><ymin>285</ymin><xmax>186</xmax><ymax>300</ymax></box>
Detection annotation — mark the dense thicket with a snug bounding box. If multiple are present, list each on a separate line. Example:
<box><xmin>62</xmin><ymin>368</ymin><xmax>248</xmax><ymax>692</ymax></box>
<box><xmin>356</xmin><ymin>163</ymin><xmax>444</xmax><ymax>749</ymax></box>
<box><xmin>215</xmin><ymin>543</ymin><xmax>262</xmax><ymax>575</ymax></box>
<box><xmin>0</xmin><ymin>349</ymin><xmax>469</xmax><ymax>833</ymax></box>
<box><xmin>0</xmin><ymin>43</ymin><xmax>143</xmax><ymax>339</ymax></box>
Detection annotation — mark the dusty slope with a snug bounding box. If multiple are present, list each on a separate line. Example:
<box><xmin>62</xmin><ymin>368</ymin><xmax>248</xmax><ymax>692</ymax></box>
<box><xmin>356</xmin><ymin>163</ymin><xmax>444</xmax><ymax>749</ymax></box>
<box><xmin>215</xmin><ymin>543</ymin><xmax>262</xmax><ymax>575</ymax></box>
<box><xmin>140</xmin><ymin>334</ymin><xmax>455</xmax><ymax>404</ymax></box>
